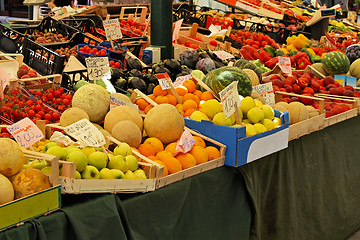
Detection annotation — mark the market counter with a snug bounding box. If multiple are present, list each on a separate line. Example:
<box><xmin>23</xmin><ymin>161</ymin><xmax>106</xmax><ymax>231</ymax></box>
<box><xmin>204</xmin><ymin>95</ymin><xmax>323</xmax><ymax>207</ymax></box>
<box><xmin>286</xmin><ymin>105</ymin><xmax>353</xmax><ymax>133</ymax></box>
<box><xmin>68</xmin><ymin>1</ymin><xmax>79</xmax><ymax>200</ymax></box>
<box><xmin>2</xmin><ymin>117</ymin><xmax>360</xmax><ymax>240</ymax></box>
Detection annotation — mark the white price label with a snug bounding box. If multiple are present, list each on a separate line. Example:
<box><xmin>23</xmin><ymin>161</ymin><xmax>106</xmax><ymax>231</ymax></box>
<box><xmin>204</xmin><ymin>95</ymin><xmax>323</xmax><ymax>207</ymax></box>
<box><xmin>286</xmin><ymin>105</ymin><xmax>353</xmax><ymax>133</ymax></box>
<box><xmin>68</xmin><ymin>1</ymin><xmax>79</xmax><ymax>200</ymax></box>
<box><xmin>0</xmin><ymin>66</ymin><xmax>10</xmax><ymax>92</ymax></box>
<box><xmin>110</xmin><ymin>95</ymin><xmax>139</xmax><ymax>111</ymax></box>
<box><xmin>173</xmin><ymin>74</ymin><xmax>191</xmax><ymax>88</ymax></box>
<box><xmin>85</xmin><ymin>57</ymin><xmax>111</xmax><ymax>81</ymax></box>
<box><xmin>156</xmin><ymin>73</ymin><xmax>172</xmax><ymax>90</ymax></box>
<box><xmin>219</xmin><ymin>81</ymin><xmax>241</xmax><ymax>119</ymax></box>
<box><xmin>252</xmin><ymin>82</ymin><xmax>275</xmax><ymax>105</ymax></box>
<box><xmin>278</xmin><ymin>57</ymin><xmax>292</xmax><ymax>74</ymax></box>
<box><xmin>64</xmin><ymin>119</ymin><xmax>106</xmax><ymax>147</ymax></box>
<box><xmin>175</xmin><ymin>130</ymin><xmax>196</xmax><ymax>154</ymax></box>
<box><xmin>213</xmin><ymin>51</ymin><xmax>235</xmax><ymax>61</ymax></box>
<box><xmin>7</xmin><ymin>117</ymin><xmax>44</xmax><ymax>148</ymax></box>
<box><xmin>103</xmin><ymin>19</ymin><xmax>123</xmax><ymax>40</ymax></box>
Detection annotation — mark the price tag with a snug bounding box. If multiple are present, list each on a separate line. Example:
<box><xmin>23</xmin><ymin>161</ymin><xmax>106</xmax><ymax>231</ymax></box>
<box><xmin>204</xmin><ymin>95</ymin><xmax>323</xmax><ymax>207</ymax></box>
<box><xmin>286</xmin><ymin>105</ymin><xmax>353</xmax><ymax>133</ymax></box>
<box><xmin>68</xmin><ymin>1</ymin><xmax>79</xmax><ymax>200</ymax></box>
<box><xmin>228</xmin><ymin>61</ymin><xmax>234</xmax><ymax>66</ymax></box>
<box><xmin>213</xmin><ymin>51</ymin><xmax>235</xmax><ymax>61</ymax></box>
<box><xmin>0</xmin><ymin>66</ymin><xmax>10</xmax><ymax>92</ymax></box>
<box><xmin>252</xmin><ymin>82</ymin><xmax>275</xmax><ymax>105</ymax></box>
<box><xmin>173</xmin><ymin>74</ymin><xmax>191</xmax><ymax>88</ymax></box>
<box><xmin>334</xmin><ymin>75</ymin><xmax>346</xmax><ymax>86</ymax></box>
<box><xmin>172</xmin><ymin>19</ymin><xmax>183</xmax><ymax>42</ymax></box>
<box><xmin>85</xmin><ymin>57</ymin><xmax>111</xmax><ymax>81</ymax></box>
<box><xmin>103</xmin><ymin>19</ymin><xmax>123</xmax><ymax>40</ymax></box>
<box><xmin>156</xmin><ymin>73</ymin><xmax>172</xmax><ymax>90</ymax></box>
<box><xmin>175</xmin><ymin>130</ymin><xmax>196</xmax><ymax>154</ymax></box>
<box><xmin>110</xmin><ymin>95</ymin><xmax>139</xmax><ymax>111</ymax></box>
<box><xmin>7</xmin><ymin>117</ymin><xmax>44</xmax><ymax>148</ymax></box>
<box><xmin>278</xmin><ymin>57</ymin><xmax>292</xmax><ymax>74</ymax></box>
<box><xmin>346</xmin><ymin>76</ymin><xmax>357</xmax><ymax>87</ymax></box>
<box><xmin>64</xmin><ymin>119</ymin><xmax>106</xmax><ymax>147</ymax></box>
<box><xmin>219</xmin><ymin>81</ymin><xmax>241</xmax><ymax>119</ymax></box>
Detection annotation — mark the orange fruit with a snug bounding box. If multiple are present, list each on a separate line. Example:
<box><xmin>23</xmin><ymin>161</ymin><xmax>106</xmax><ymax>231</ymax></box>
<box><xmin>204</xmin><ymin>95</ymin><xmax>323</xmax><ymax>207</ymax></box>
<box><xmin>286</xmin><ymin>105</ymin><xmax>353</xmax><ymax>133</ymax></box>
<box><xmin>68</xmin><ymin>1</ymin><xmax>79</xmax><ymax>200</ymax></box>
<box><xmin>155</xmin><ymin>95</ymin><xmax>169</xmax><ymax>104</ymax></box>
<box><xmin>190</xmin><ymin>146</ymin><xmax>208</xmax><ymax>165</ymax></box>
<box><xmin>153</xmin><ymin>85</ymin><xmax>168</xmax><ymax>96</ymax></box>
<box><xmin>147</xmin><ymin>155</ymin><xmax>158</xmax><ymax>161</ymax></box>
<box><xmin>193</xmin><ymin>136</ymin><xmax>206</xmax><ymax>148</ymax></box>
<box><xmin>175</xmin><ymin>86</ymin><xmax>188</xmax><ymax>96</ymax></box>
<box><xmin>183</xmin><ymin>93</ymin><xmax>200</xmax><ymax>105</ymax></box>
<box><xmin>193</xmin><ymin>90</ymin><xmax>202</xmax><ymax>99</ymax></box>
<box><xmin>201</xmin><ymin>91</ymin><xmax>214</xmax><ymax>101</ymax></box>
<box><xmin>135</xmin><ymin>98</ymin><xmax>149</xmax><ymax>111</ymax></box>
<box><xmin>148</xmin><ymin>94</ymin><xmax>156</xmax><ymax>101</ymax></box>
<box><xmin>137</xmin><ymin>143</ymin><xmax>155</xmax><ymax>157</ymax></box>
<box><xmin>164</xmin><ymin>142</ymin><xmax>177</xmax><ymax>154</ymax></box>
<box><xmin>184</xmin><ymin>108</ymin><xmax>196</xmax><ymax>117</ymax></box>
<box><xmin>144</xmin><ymin>137</ymin><xmax>164</xmax><ymax>154</ymax></box>
<box><xmin>144</xmin><ymin>105</ymin><xmax>154</xmax><ymax>114</ymax></box>
<box><xmin>175</xmin><ymin>153</ymin><xmax>196</xmax><ymax>169</ymax></box>
<box><xmin>183</xmin><ymin>80</ymin><xmax>196</xmax><ymax>93</ymax></box>
<box><xmin>141</xmin><ymin>155</ymin><xmax>157</xmax><ymax>171</ymax></box>
<box><xmin>161</xmin><ymin>157</ymin><xmax>182</xmax><ymax>174</ymax></box>
<box><xmin>179</xmin><ymin>109</ymin><xmax>185</xmax><ymax>117</ymax></box>
<box><xmin>166</xmin><ymin>94</ymin><xmax>177</xmax><ymax>106</ymax></box>
<box><xmin>176</xmin><ymin>103</ymin><xmax>184</xmax><ymax>111</ymax></box>
<box><xmin>154</xmin><ymin>160</ymin><xmax>168</xmax><ymax>177</ymax></box>
<box><xmin>205</xmin><ymin>146</ymin><xmax>221</xmax><ymax>160</ymax></box>
<box><xmin>131</xmin><ymin>147</ymin><xmax>141</xmax><ymax>160</ymax></box>
<box><xmin>156</xmin><ymin>150</ymin><xmax>173</xmax><ymax>161</ymax></box>
<box><xmin>183</xmin><ymin>99</ymin><xmax>198</xmax><ymax>112</ymax></box>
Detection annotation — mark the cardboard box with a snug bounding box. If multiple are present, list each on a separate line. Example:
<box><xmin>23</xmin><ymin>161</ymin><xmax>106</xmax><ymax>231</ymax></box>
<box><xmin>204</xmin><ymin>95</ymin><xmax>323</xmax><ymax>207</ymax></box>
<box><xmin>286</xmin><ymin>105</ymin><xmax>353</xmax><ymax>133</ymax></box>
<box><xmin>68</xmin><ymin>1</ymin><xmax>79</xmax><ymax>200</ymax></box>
<box><xmin>185</xmin><ymin>110</ymin><xmax>289</xmax><ymax>167</ymax></box>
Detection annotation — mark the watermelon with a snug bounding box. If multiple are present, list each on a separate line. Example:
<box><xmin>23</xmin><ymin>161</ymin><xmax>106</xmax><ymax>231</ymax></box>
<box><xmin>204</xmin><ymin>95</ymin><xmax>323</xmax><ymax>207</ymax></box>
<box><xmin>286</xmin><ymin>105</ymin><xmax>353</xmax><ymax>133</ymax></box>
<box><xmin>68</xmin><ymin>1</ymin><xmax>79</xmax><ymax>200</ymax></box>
<box><xmin>234</xmin><ymin>59</ymin><xmax>262</xmax><ymax>82</ymax></box>
<box><xmin>203</xmin><ymin>66</ymin><xmax>252</xmax><ymax>97</ymax></box>
<box><xmin>322</xmin><ymin>51</ymin><xmax>350</xmax><ymax>76</ymax></box>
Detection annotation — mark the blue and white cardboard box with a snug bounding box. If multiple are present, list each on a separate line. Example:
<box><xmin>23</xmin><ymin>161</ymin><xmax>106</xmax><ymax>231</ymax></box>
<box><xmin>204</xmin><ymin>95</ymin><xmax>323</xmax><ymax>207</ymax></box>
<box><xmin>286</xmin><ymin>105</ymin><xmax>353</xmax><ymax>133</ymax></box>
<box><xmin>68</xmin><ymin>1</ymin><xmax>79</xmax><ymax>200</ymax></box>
<box><xmin>185</xmin><ymin>110</ymin><xmax>289</xmax><ymax>167</ymax></box>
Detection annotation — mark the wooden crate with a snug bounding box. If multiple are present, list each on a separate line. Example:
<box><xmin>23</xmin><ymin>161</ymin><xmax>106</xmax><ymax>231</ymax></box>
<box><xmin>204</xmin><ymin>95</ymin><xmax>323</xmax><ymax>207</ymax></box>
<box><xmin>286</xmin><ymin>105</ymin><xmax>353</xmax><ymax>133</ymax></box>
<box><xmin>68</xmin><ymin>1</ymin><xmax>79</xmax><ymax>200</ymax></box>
<box><xmin>0</xmin><ymin>150</ymin><xmax>61</xmax><ymax>232</ymax></box>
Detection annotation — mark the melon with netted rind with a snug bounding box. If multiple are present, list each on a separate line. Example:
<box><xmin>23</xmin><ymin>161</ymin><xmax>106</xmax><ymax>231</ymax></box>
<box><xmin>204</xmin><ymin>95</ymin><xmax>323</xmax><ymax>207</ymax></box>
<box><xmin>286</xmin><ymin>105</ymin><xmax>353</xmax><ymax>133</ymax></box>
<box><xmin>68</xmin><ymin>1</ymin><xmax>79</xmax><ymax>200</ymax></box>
<box><xmin>60</xmin><ymin>107</ymin><xmax>89</xmax><ymax>127</ymax></box>
<box><xmin>111</xmin><ymin>120</ymin><xmax>142</xmax><ymax>148</ymax></box>
<box><xmin>0</xmin><ymin>138</ymin><xmax>24</xmax><ymax>177</ymax></box>
<box><xmin>104</xmin><ymin>106</ymin><xmax>143</xmax><ymax>133</ymax></box>
<box><xmin>0</xmin><ymin>173</ymin><xmax>14</xmax><ymax>205</ymax></box>
<box><xmin>144</xmin><ymin>104</ymin><xmax>185</xmax><ymax>144</ymax></box>
<box><xmin>110</xmin><ymin>93</ymin><xmax>132</xmax><ymax>103</ymax></box>
<box><xmin>72</xmin><ymin>84</ymin><xmax>110</xmax><ymax>123</ymax></box>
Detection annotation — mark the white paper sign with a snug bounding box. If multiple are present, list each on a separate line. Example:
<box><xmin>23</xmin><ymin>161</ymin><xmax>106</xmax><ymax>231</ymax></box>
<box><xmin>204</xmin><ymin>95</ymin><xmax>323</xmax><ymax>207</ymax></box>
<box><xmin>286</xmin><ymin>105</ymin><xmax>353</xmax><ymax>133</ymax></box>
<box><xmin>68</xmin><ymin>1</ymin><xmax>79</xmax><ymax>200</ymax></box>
<box><xmin>219</xmin><ymin>81</ymin><xmax>241</xmax><ymax>119</ymax></box>
<box><xmin>64</xmin><ymin>119</ymin><xmax>106</xmax><ymax>147</ymax></box>
<box><xmin>85</xmin><ymin>57</ymin><xmax>111</xmax><ymax>81</ymax></box>
<box><xmin>156</xmin><ymin>73</ymin><xmax>172</xmax><ymax>90</ymax></box>
<box><xmin>278</xmin><ymin>57</ymin><xmax>292</xmax><ymax>74</ymax></box>
<box><xmin>175</xmin><ymin>130</ymin><xmax>196</xmax><ymax>154</ymax></box>
<box><xmin>0</xmin><ymin>66</ymin><xmax>10</xmax><ymax>91</ymax></box>
<box><xmin>172</xmin><ymin>19</ymin><xmax>183</xmax><ymax>42</ymax></box>
<box><xmin>173</xmin><ymin>74</ymin><xmax>191</xmax><ymax>88</ymax></box>
<box><xmin>110</xmin><ymin>95</ymin><xmax>139</xmax><ymax>111</ymax></box>
<box><xmin>252</xmin><ymin>82</ymin><xmax>275</xmax><ymax>105</ymax></box>
<box><xmin>7</xmin><ymin>117</ymin><xmax>44</xmax><ymax>148</ymax></box>
<box><xmin>103</xmin><ymin>19</ymin><xmax>123</xmax><ymax>40</ymax></box>
<box><xmin>213</xmin><ymin>51</ymin><xmax>235</xmax><ymax>60</ymax></box>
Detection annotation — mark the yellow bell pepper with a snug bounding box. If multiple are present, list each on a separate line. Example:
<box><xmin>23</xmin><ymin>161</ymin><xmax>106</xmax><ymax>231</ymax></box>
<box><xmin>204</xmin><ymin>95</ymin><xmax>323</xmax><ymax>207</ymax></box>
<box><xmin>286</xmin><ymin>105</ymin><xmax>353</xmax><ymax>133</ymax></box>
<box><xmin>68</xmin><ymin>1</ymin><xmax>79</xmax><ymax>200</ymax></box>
<box><xmin>286</xmin><ymin>44</ymin><xmax>298</xmax><ymax>52</ymax></box>
<box><xmin>321</xmin><ymin>52</ymin><xmax>327</xmax><ymax>58</ymax></box>
<box><xmin>281</xmin><ymin>48</ymin><xmax>289</xmax><ymax>54</ymax></box>
<box><xmin>306</xmin><ymin>48</ymin><xmax>316</xmax><ymax>57</ymax></box>
<box><xmin>286</xmin><ymin>36</ymin><xmax>296</xmax><ymax>45</ymax></box>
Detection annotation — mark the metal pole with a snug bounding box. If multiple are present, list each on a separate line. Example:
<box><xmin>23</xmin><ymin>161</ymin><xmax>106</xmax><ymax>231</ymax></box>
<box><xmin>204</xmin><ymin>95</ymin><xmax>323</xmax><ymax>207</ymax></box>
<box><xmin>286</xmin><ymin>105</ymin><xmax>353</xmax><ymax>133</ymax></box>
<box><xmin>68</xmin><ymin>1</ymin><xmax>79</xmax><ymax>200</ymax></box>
<box><xmin>150</xmin><ymin>0</ymin><xmax>173</xmax><ymax>59</ymax></box>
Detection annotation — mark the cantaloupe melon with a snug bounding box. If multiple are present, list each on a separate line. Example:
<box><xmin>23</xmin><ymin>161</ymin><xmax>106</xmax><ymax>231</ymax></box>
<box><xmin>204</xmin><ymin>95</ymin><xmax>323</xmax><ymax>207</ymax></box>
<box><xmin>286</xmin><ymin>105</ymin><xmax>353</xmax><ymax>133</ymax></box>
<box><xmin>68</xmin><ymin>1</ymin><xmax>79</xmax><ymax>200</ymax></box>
<box><xmin>72</xmin><ymin>84</ymin><xmax>110</xmax><ymax>123</ymax></box>
<box><xmin>104</xmin><ymin>106</ymin><xmax>143</xmax><ymax>133</ymax></box>
<box><xmin>275</xmin><ymin>102</ymin><xmax>289</xmax><ymax>110</ymax></box>
<box><xmin>110</xmin><ymin>93</ymin><xmax>132</xmax><ymax>103</ymax></box>
<box><xmin>60</xmin><ymin>107</ymin><xmax>89</xmax><ymax>127</ymax></box>
<box><xmin>144</xmin><ymin>104</ymin><xmax>185</xmax><ymax>144</ymax></box>
<box><xmin>305</xmin><ymin>106</ymin><xmax>319</xmax><ymax>118</ymax></box>
<box><xmin>287</xmin><ymin>102</ymin><xmax>309</xmax><ymax>124</ymax></box>
<box><xmin>251</xmin><ymin>91</ymin><xmax>265</xmax><ymax>104</ymax></box>
<box><xmin>0</xmin><ymin>138</ymin><xmax>24</xmax><ymax>177</ymax></box>
<box><xmin>111</xmin><ymin>120</ymin><xmax>142</xmax><ymax>148</ymax></box>
<box><xmin>243</xmin><ymin>69</ymin><xmax>260</xmax><ymax>86</ymax></box>
<box><xmin>349</xmin><ymin>58</ymin><xmax>360</xmax><ymax>79</ymax></box>
<box><xmin>0</xmin><ymin>173</ymin><xmax>14</xmax><ymax>205</ymax></box>
<box><xmin>311</xmin><ymin>63</ymin><xmax>328</xmax><ymax>77</ymax></box>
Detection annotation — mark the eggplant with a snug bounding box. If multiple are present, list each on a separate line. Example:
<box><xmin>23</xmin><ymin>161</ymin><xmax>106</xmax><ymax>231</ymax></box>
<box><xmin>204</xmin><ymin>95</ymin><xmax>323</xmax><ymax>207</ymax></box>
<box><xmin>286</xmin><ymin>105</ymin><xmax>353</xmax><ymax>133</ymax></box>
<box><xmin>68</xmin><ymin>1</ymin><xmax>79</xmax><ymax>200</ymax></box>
<box><xmin>114</xmin><ymin>77</ymin><xmax>128</xmax><ymax>91</ymax></box>
<box><xmin>147</xmin><ymin>83</ymin><xmax>156</xmax><ymax>95</ymax></box>
<box><xmin>128</xmin><ymin>69</ymin><xmax>143</xmax><ymax>78</ymax></box>
<box><xmin>126</xmin><ymin>57</ymin><xmax>143</xmax><ymax>70</ymax></box>
<box><xmin>180</xmin><ymin>65</ymin><xmax>192</xmax><ymax>74</ymax></box>
<box><xmin>152</xmin><ymin>63</ymin><xmax>172</xmax><ymax>77</ymax></box>
<box><xmin>164</xmin><ymin>59</ymin><xmax>181</xmax><ymax>74</ymax></box>
<box><xmin>143</xmin><ymin>73</ymin><xmax>158</xmax><ymax>85</ymax></box>
<box><xmin>180</xmin><ymin>49</ymin><xmax>199</xmax><ymax>69</ymax></box>
<box><xmin>110</xmin><ymin>68</ymin><xmax>125</xmax><ymax>84</ymax></box>
<box><xmin>129</xmin><ymin>77</ymin><xmax>147</xmax><ymax>93</ymax></box>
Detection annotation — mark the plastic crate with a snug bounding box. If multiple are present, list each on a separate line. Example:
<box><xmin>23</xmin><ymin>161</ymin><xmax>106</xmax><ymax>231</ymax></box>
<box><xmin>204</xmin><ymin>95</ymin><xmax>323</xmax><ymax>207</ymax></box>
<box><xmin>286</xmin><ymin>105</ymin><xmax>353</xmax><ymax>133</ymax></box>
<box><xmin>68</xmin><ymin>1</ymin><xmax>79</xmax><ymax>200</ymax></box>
<box><xmin>0</xmin><ymin>24</ymin><xmax>26</xmax><ymax>53</ymax></box>
<box><xmin>60</xmin><ymin>18</ymin><xmax>107</xmax><ymax>42</ymax></box>
<box><xmin>77</xmin><ymin>44</ymin><xmax>109</xmax><ymax>62</ymax></box>
<box><xmin>99</xmin><ymin>41</ymin><xmax>127</xmax><ymax>61</ymax></box>
<box><xmin>69</xmin><ymin>14</ymin><xmax>104</xmax><ymax>28</ymax></box>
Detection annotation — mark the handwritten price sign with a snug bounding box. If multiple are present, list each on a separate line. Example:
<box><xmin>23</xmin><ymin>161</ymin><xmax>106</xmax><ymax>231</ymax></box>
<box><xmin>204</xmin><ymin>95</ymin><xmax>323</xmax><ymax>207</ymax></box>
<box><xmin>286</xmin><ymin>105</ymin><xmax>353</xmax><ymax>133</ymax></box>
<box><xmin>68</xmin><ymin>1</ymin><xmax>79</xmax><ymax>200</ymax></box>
<box><xmin>278</xmin><ymin>57</ymin><xmax>292</xmax><ymax>74</ymax></box>
<box><xmin>103</xmin><ymin>19</ymin><xmax>123</xmax><ymax>40</ymax></box>
<box><xmin>252</xmin><ymin>82</ymin><xmax>275</xmax><ymax>105</ymax></box>
<box><xmin>175</xmin><ymin>130</ymin><xmax>196</xmax><ymax>154</ymax></box>
<box><xmin>85</xmin><ymin>57</ymin><xmax>111</xmax><ymax>81</ymax></box>
<box><xmin>219</xmin><ymin>81</ymin><xmax>241</xmax><ymax>119</ymax></box>
<box><xmin>64</xmin><ymin>119</ymin><xmax>106</xmax><ymax>147</ymax></box>
<box><xmin>7</xmin><ymin>118</ymin><xmax>44</xmax><ymax>148</ymax></box>
<box><xmin>156</xmin><ymin>73</ymin><xmax>172</xmax><ymax>90</ymax></box>
<box><xmin>213</xmin><ymin>51</ymin><xmax>235</xmax><ymax>61</ymax></box>
<box><xmin>110</xmin><ymin>95</ymin><xmax>139</xmax><ymax>111</ymax></box>
<box><xmin>173</xmin><ymin>74</ymin><xmax>191</xmax><ymax>88</ymax></box>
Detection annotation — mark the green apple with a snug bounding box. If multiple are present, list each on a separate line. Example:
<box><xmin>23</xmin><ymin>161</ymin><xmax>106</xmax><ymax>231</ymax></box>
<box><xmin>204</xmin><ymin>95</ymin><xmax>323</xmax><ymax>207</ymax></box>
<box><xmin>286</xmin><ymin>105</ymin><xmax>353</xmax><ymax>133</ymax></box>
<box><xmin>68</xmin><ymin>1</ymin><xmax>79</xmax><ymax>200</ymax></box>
<box><xmin>96</xmin><ymin>147</ymin><xmax>104</xmax><ymax>152</ymax></box>
<box><xmin>273</xmin><ymin>117</ymin><xmax>281</xmax><ymax>127</ymax></box>
<box><xmin>212</xmin><ymin>112</ymin><xmax>235</xmax><ymax>126</ymax></box>
<box><xmin>108</xmin><ymin>153</ymin><xmax>114</xmax><ymax>161</ymax></box>
<box><xmin>46</xmin><ymin>146</ymin><xmax>67</xmax><ymax>160</ymax></box>
<box><xmin>66</xmin><ymin>151</ymin><xmax>88</xmax><ymax>172</ymax></box>
<box><xmin>245</xmin><ymin>124</ymin><xmax>257</xmax><ymax>137</ymax></box>
<box><xmin>111</xmin><ymin>169</ymin><xmax>125</xmax><ymax>179</ymax></box>
<box><xmin>262</xmin><ymin>118</ymin><xmax>275</xmax><ymax>131</ymax></box>
<box><xmin>99</xmin><ymin>168</ymin><xmax>115</xmax><ymax>179</ymax></box>
<box><xmin>247</xmin><ymin>107</ymin><xmax>265</xmax><ymax>124</ymax></box>
<box><xmin>253</xmin><ymin>123</ymin><xmax>267</xmax><ymax>134</ymax></box>
<box><xmin>75</xmin><ymin>170</ymin><xmax>81</xmax><ymax>179</ymax></box>
<box><xmin>81</xmin><ymin>165</ymin><xmax>100</xmax><ymax>179</ymax></box>
<box><xmin>125</xmin><ymin>155</ymin><xmax>138</xmax><ymax>171</ymax></box>
<box><xmin>22</xmin><ymin>164</ymin><xmax>31</xmax><ymax>170</ymax></box>
<box><xmin>254</xmin><ymin>99</ymin><xmax>263</xmax><ymax>107</ymax></box>
<box><xmin>66</xmin><ymin>145</ymin><xmax>81</xmax><ymax>155</ymax></box>
<box><xmin>240</xmin><ymin>96</ymin><xmax>256</xmax><ymax>116</ymax></box>
<box><xmin>41</xmin><ymin>166</ymin><xmax>52</xmax><ymax>175</ymax></box>
<box><xmin>200</xmin><ymin>99</ymin><xmax>223</xmax><ymax>119</ymax></box>
<box><xmin>114</xmin><ymin>143</ymin><xmax>132</xmax><ymax>157</ymax></box>
<box><xmin>108</xmin><ymin>155</ymin><xmax>128</xmax><ymax>172</ymax></box>
<box><xmin>124</xmin><ymin>170</ymin><xmax>137</xmax><ymax>179</ymax></box>
<box><xmin>42</xmin><ymin>142</ymin><xmax>58</xmax><ymax>153</ymax></box>
<box><xmin>261</xmin><ymin>105</ymin><xmax>275</xmax><ymax>120</ymax></box>
<box><xmin>134</xmin><ymin>169</ymin><xmax>147</xmax><ymax>179</ymax></box>
<box><xmin>242</xmin><ymin>119</ymin><xmax>251</xmax><ymax>124</ymax></box>
<box><xmin>88</xmin><ymin>152</ymin><xmax>108</xmax><ymax>170</ymax></box>
<box><xmin>81</xmin><ymin>147</ymin><xmax>96</xmax><ymax>157</ymax></box>
<box><xmin>30</xmin><ymin>160</ymin><xmax>47</xmax><ymax>170</ymax></box>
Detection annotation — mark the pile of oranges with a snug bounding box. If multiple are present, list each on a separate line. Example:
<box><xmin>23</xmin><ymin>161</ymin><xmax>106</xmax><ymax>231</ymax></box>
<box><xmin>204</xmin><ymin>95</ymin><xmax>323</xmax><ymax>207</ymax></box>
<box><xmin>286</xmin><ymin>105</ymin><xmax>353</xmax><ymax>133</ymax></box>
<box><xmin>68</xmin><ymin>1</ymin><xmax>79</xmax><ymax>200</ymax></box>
<box><xmin>135</xmin><ymin>136</ymin><xmax>221</xmax><ymax>177</ymax></box>
<box><xmin>134</xmin><ymin>79</ymin><xmax>214</xmax><ymax>116</ymax></box>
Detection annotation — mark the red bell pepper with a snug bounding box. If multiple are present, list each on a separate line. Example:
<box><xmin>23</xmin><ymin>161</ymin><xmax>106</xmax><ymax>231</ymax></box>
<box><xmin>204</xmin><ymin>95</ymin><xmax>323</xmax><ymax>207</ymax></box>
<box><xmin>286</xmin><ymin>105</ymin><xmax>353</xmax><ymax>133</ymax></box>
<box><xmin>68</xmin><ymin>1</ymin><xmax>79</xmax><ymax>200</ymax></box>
<box><xmin>294</xmin><ymin>51</ymin><xmax>308</xmax><ymax>61</ymax></box>
<box><xmin>265</xmin><ymin>57</ymin><xmax>279</xmax><ymax>69</ymax></box>
<box><xmin>297</xmin><ymin>57</ymin><xmax>311</xmax><ymax>70</ymax></box>
<box><xmin>242</xmin><ymin>45</ymin><xmax>261</xmax><ymax>60</ymax></box>
<box><xmin>259</xmin><ymin>50</ymin><xmax>272</xmax><ymax>63</ymax></box>
<box><xmin>239</xmin><ymin>49</ymin><xmax>254</xmax><ymax>60</ymax></box>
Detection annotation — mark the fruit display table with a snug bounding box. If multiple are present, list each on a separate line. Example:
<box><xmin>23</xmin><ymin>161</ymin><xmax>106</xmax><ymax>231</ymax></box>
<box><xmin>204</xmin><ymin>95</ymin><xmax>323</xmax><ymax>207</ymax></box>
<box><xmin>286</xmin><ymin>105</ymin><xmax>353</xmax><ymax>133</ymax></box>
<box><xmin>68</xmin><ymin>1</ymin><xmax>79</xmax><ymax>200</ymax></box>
<box><xmin>1</xmin><ymin>116</ymin><xmax>360</xmax><ymax>239</ymax></box>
